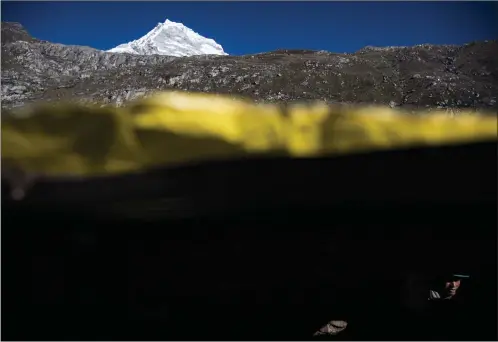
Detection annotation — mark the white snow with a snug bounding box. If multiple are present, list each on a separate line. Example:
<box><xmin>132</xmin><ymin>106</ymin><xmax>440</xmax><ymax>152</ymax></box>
<box><xmin>107</xmin><ymin>19</ymin><xmax>227</xmax><ymax>57</ymax></box>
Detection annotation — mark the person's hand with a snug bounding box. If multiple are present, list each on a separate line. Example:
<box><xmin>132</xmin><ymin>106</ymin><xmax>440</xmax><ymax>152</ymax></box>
<box><xmin>313</xmin><ymin>320</ymin><xmax>348</xmax><ymax>336</ymax></box>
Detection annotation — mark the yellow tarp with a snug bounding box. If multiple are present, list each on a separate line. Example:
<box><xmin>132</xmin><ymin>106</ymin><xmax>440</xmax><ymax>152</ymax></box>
<box><xmin>2</xmin><ymin>91</ymin><xmax>497</xmax><ymax>177</ymax></box>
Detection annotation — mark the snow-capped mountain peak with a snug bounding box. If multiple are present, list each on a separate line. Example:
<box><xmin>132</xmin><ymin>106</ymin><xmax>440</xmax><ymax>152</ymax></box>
<box><xmin>107</xmin><ymin>19</ymin><xmax>227</xmax><ymax>57</ymax></box>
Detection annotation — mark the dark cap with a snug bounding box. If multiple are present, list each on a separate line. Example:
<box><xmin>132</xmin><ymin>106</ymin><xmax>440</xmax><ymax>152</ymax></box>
<box><xmin>439</xmin><ymin>273</ymin><xmax>470</xmax><ymax>281</ymax></box>
<box><xmin>431</xmin><ymin>272</ymin><xmax>470</xmax><ymax>284</ymax></box>
<box><xmin>452</xmin><ymin>274</ymin><xmax>470</xmax><ymax>279</ymax></box>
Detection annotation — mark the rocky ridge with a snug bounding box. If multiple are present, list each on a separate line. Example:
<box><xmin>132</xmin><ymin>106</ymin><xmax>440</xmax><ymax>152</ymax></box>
<box><xmin>2</xmin><ymin>22</ymin><xmax>497</xmax><ymax>112</ymax></box>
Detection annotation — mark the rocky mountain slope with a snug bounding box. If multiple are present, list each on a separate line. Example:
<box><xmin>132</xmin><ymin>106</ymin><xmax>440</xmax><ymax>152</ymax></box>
<box><xmin>107</xmin><ymin>19</ymin><xmax>227</xmax><ymax>57</ymax></box>
<box><xmin>2</xmin><ymin>22</ymin><xmax>497</xmax><ymax>112</ymax></box>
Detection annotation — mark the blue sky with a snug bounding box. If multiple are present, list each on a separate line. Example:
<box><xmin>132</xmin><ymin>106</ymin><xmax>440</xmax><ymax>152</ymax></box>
<box><xmin>2</xmin><ymin>1</ymin><xmax>497</xmax><ymax>55</ymax></box>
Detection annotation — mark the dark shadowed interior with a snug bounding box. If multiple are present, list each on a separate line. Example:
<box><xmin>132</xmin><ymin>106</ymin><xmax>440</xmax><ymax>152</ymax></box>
<box><xmin>2</xmin><ymin>141</ymin><xmax>496</xmax><ymax>340</ymax></box>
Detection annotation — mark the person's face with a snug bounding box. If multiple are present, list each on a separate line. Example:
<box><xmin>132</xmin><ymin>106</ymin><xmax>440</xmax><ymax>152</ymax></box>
<box><xmin>444</xmin><ymin>279</ymin><xmax>461</xmax><ymax>298</ymax></box>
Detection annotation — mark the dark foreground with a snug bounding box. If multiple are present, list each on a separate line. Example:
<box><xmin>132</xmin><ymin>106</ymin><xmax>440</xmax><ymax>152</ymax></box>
<box><xmin>2</xmin><ymin>141</ymin><xmax>497</xmax><ymax>340</ymax></box>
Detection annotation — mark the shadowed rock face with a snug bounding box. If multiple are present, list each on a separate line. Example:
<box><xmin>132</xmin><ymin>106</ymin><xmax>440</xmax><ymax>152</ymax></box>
<box><xmin>1</xmin><ymin>22</ymin><xmax>37</xmax><ymax>44</ymax></box>
<box><xmin>2</xmin><ymin>21</ymin><xmax>497</xmax><ymax>112</ymax></box>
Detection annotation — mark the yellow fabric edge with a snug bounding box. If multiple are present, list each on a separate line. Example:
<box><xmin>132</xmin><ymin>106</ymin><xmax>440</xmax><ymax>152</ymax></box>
<box><xmin>2</xmin><ymin>91</ymin><xmax>497</xmax><ymax>177</ymax></box>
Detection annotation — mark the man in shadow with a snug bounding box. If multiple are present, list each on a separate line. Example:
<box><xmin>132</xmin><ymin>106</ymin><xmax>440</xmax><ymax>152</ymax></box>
<box><xmin>429</xmin><ymin>273</ymin><xmax>469</xmax><ymax>301</ymax></box>
<box><xmin>426</xmin><ymin>273</ymin><xmax>474</xmax><ymax>340</ymax></box>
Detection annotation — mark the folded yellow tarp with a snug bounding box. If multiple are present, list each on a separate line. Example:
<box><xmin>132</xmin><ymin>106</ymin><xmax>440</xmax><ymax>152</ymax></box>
<box><xmin>2</xmin><ymin>91</ymin><xmax>497</xmax><ymax>177</ymax></box>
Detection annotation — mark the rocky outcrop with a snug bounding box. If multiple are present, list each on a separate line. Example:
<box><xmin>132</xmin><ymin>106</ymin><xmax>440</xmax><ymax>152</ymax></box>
<box><xmin>2</xmin><ymin>22</ymin><xmax>497</xmax><ymax>112</ymax></box>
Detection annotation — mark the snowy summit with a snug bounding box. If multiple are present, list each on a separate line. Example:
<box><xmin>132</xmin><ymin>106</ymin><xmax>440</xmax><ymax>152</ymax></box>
<box><xmin>107</xmin><ymin>19</ymin><xmax>227</xmax><ymax>57</ymax></box>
